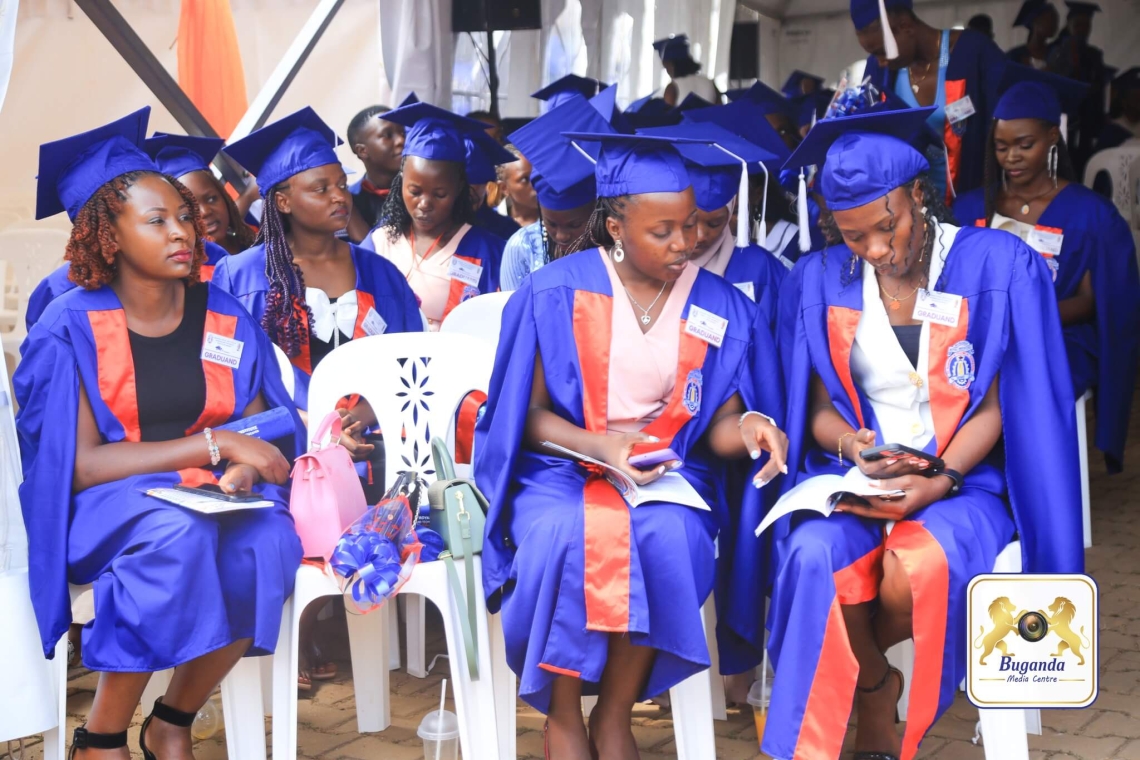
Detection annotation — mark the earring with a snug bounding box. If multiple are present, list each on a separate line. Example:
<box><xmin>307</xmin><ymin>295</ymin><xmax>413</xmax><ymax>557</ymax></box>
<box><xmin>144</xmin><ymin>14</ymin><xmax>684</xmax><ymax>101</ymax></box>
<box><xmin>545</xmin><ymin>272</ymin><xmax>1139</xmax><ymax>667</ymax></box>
<box><xmin>848</xmin><ymin>254</ymin><xmax>857</xmax><ymax>277</ymax></box>
<box><xmin>612</xmin><ymin>239</ymin><xmax>625</xmax><ymax>263</ymax></box>
<box><xmin>1002</xmin><ymin>170</ymin><xmax>1009</xmax><ymax>191</ymax></box>
<box><xmin>1048</xmin><ymin>144</ymin><xmax>1059</xmax><ymax>187</ymax></box>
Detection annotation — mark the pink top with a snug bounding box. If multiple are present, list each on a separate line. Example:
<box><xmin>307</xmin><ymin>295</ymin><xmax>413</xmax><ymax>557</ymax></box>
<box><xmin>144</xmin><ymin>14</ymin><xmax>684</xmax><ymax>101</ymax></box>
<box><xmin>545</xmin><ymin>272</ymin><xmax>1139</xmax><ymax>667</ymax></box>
<box><xmin>599</xmin><ymin>247</ymin><xmax>698</xmax><ymax>433</ymax></box>
<box><xmin>371</xmin><ymin>223</ymin><xmax>474</xmax><ymax>330</ymax></box>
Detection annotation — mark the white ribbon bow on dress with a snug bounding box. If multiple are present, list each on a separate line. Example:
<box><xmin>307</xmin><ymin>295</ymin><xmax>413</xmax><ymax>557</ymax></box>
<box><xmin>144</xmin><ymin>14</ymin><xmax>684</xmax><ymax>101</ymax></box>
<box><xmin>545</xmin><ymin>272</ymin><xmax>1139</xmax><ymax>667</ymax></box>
<box><xmin>306</xmin><ymin>287</ymin><xmax>358</xmax><ymax>347</ymax></box>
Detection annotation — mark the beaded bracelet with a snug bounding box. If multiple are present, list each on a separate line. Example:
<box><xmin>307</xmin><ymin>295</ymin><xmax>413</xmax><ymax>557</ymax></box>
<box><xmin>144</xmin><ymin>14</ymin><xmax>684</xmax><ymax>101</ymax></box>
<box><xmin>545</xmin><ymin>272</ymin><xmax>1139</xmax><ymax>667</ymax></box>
<box><xmin>739</xmin><ymin>410</ymin><xmax>777</xmax><ymax>429</ymax></box>
<box><xmin>203</xmin><ymin>427</ymin><xmax>222</xmax><ymax>467</ymax></box>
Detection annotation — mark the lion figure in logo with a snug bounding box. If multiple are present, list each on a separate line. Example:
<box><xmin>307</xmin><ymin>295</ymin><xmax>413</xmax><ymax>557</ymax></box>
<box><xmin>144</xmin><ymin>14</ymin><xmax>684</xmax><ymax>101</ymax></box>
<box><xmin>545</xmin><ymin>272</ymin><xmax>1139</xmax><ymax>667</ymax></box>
<box><xmin>973</xmin><ymin>597</ymin><xmax>1021</xmax><ymax>664</ymax></box>
<box><xmin>1039</xmin><ymin>597</ymin><xmax>1091</xmax><ymax>665</ymax></box>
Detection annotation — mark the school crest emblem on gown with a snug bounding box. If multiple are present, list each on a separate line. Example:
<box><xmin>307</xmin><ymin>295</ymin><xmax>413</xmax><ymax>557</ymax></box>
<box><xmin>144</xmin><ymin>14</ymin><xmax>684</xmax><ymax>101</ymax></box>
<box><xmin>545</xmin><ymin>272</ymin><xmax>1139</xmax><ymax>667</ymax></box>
<box><xmin>683</xmin><ymin>369</ymin><xmax>703</xmax><ymax>415</ymax></box>
<box><xmin>946</xmin><ymin>340</ymin><xmax>976</xmax><ymax>390</ymax></box>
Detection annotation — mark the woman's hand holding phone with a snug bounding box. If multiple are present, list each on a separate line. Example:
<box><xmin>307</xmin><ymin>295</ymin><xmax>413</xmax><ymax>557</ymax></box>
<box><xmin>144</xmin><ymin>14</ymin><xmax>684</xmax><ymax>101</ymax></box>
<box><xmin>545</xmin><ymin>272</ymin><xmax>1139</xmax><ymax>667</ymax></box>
<box><xmin>848</xmin><ymin>429</ymin><xmax>930</xmax><ymax>479</ymax></box>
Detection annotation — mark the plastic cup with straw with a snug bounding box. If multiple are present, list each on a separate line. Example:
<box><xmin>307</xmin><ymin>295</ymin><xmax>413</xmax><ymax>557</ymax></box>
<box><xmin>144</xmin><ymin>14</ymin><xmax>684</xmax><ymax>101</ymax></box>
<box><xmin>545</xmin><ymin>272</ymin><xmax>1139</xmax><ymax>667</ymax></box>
<box><xmin>418</xmin><ymin>678</ymin><xmax>460</xmax><ymax>759</ymax></box>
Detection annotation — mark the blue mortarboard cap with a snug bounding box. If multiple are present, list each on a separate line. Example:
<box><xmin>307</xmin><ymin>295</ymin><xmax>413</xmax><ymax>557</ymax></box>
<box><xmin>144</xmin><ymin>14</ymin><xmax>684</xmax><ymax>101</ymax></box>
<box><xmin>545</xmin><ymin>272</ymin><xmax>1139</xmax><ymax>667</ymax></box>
<box><xmin>725</xmin><ymin>88</ymin><xmax>751</xmax><ymax>102</ymax></box>
<box><xmin>682</xmin><ymin>101</ymin><xmax>792</xmax><ymax>165</ymax></box>
<box><xmin>653</xmin><ymin>34</ymin><xmax>691</xmax><ymax>63</ymax></box>
<box><xmin>223</xmin><ymin>107</ymin><xmax>342</xmax><ymax>196</ymax></box>
<box><xmin>464</xmin><ymin>130</ymin><xmax>516</xmax><ymax>184</ymax></box>
<box><xmin>784</xmin><ymin>107</ymin><xmax>935</xmax><ymax>211</ymax></box>
<box><xmin>624</xmin><ymin>99</ymin><xmax>682</xmax><ymax>129</ymax></box>
<box><xmin>144</xmin><ymin>133</ymin><xmax>225</xmax><ymax>179</ymax></box>
<box><xmin>1064</xmin><ymin>1</ymin><xmax>1100</xmax><ymax>16</ymax></box>
<box><xmin>590</xmin><ymin>85</ymin><xmax>635</xmax><ymax>132</ymax></box>
<box><xmin>397</xmin><ymin>93</ymin><xmax>420</xmax><ymax>108</ymax></box>
<box><xmin>790</xmin><ymin>91</ymin><xmax>835</xmax><ymax>128</ymax></box>
<box><xmin>380</xmin><ymin>102</ymin><xmax>489</xmax><ymax>164</ymax></box>
<box><xmin>562</xmin><ymin>132</ymin><xmax>698</xmax><ymax>197</ymax></box>
<box><xmin>510</xmin><ymin>94</ymin><xmax>608</xmax><ymax>210</ymax></box>
<box><xmin>533</xmin><ymin>75</ymin><xmax>609</xmax><ymax>108</ymax></box>
<box><xmin>36</xmin><ymin>107</ymin><xmax>159</xmax><ymax>220</ymax></box>
<box><xmin>995</xmin><ymin>64</ymin><xmax>1090</xmax><ymax>121</ymax></box>
<box><xmin>850</xmin><ymin>0</ymin><xmax>912</xmax><ymax>30</ymax></box>
<box><xmin>1013</xmin><ymin>0</ymin><xmax>1056</xmax><ymax>28</ymax></box>
<box><xmin>737</xmin><ymin>81</ymin><xmax>795</xmax><ymax>119</ymax></box>
<box><xmin>625</xmin><ymin>91</ymin><xmax>659</xmax><ymax>113</ymax></box>
<box><xmin>782</xmin><ymin>71</ymin><xmax>825</xmax><ymax>98</ymax></box>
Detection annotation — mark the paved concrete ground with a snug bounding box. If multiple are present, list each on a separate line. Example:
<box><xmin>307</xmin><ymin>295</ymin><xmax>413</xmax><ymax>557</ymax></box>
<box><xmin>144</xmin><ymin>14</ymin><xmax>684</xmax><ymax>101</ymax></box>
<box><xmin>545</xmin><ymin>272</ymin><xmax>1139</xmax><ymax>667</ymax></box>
<box><xmin>11</xmin><ymin>403</ymin><xmax>1140</xmax><ymax>760</ymax></box>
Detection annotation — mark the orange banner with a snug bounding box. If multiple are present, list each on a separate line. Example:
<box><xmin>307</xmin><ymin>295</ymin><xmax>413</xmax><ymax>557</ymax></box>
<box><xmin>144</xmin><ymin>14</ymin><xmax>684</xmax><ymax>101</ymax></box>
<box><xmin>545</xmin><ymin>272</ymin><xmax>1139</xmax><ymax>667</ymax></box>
<box><xmin>178</xmin><ymin>0</ymin><xmax>249</xmax><ymax>138</ymax></box>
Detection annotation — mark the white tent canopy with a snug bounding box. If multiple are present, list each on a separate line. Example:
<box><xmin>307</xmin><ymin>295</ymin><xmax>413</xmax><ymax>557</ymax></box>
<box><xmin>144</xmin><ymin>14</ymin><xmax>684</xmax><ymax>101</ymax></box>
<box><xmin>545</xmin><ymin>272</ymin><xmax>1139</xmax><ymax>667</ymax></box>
<box><xmin>0</xmin><ymin>0</ymin><xmax>1135</xmax><ymax>218</ymax></box>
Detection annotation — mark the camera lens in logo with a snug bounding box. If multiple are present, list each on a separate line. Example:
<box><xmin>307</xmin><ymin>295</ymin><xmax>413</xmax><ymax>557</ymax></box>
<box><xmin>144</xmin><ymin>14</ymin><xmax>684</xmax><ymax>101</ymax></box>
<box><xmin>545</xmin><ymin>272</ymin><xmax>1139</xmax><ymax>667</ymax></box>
<box><xmin>1017</xmin><ymin>611</ymin><xmax>1049</xmax><ymax>642</ymax></box>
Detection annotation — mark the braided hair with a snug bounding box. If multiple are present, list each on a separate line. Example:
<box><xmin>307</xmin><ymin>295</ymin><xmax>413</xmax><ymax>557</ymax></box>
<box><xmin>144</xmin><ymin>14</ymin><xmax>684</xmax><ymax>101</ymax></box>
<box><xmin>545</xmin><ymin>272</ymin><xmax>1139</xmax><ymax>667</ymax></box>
<box><xmin>257</xmin><ymin>183</ymin><xmax>314</xmax><ymax>359</ymax></box>
<box><xmin>564</xmin><ymin>195</ymin><xmax>631</xmax><ymax>256</ymax></box>
<box><xmin>380</xmin><ymin>157</ymin><xmax>476</xmax><ymax>243</ymax></box>
<box><xmin>66</xmin><ymin>170</ymin><xmax>206</xmax><ymax>289</ymax></box>
<box><xmin>981</xmin><ymin>119</ymin><xmax>1076</xmax><ymax>225</ymax></box>
<box><xmin>818</xmin><ymin>174</ymin><xmax>955</xmax><ymax>287</ymax></box>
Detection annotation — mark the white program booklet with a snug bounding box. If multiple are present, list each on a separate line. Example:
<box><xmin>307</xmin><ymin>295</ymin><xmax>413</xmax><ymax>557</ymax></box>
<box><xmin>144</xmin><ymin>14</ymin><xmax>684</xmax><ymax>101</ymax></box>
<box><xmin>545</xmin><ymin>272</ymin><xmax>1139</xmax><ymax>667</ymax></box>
<box><xmin>541</xmin><ymin>441</ymin><xmax>710</xmax><ymax>511</ymax></box>
<box><xmin>145</xmin><ymin>487</ymin><xmax>274</xmax><ymax>514</ymax></box>
<box><xmin>753</xmin><ymin>468</ymin><xmax>904</xmax><ymax>537</ymax></box>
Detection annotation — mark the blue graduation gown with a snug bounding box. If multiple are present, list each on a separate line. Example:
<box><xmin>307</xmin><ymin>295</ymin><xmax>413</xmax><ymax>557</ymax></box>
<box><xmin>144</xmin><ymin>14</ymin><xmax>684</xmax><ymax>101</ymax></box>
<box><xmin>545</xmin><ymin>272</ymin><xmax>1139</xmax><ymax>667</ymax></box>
<box><xmin>473</xmin><ymin>205</ymin><xmax>521</xmax><ymax>242</ymax></box>
<box><xmin>954</xmin><ymin>185</ymin><xmax>1140</xmax><ymax>471</ymax></box>
<box><xmin>763</xmin><ymin>226</ymin><xmax>1082</xmax><ymax>760</ymax></box>
<box><xmin>15</xmin><ymin>283</ymin><xmax>304</xmax><ymax>667</ymax></box>
<box><xmin>360</xmin><ymin>223</ymin><xmax>506</xmax><ymax>318</ymax></box>
<box><xmin>211</xmin><ymin>242</ymin><xmax>422</xmax><ymax>410</ymax></box>
<box><xmin>473</xmin><ymin>250</ymin><xmax>784</xmax><ymax>710</ymax></box>
<box><xmin>25</xmin><ymin>241</ymin><xmax>230</xmax><ymax>332</ymax></box>
<box><xmin>721</xmin><ymin>243</ymin><xmax>787</xmax><ymax>334</ymax></box>
<box><xmin>865</xmin><ymin>30</ymin><xmax>1006</xmax><ymax>198</ymax></box>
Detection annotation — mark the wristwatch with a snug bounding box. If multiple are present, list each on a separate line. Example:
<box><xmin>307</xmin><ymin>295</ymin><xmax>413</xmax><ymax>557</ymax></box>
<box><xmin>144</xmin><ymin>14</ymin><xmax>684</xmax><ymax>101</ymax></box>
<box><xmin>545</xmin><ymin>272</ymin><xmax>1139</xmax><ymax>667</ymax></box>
<box><xmin>938</xmin><ymin>468</ymin><xmax>964</xmax><ymax>497</ymax></box>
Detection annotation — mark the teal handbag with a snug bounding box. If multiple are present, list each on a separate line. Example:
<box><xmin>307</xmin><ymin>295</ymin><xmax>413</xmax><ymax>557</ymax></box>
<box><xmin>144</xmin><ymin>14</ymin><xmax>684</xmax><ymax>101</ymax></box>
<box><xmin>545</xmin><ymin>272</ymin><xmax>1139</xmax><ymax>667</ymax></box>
<box><xmin>427</xmin><ymin>437</ymin><xmax>488</xmax><ymax>679</ymax></box>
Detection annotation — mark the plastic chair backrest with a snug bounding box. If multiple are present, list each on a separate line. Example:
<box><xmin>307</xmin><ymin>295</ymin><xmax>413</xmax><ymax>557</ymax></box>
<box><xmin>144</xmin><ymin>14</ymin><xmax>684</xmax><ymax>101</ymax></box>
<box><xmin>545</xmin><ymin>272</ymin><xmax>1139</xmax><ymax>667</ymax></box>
<box><xmin>1083</xmin><ymin>146</ymin><xmax>1140</xmax><ymax>220</ymax></box>
<box><xmin>306</xmin><ymin>332</ymin><xmax>493</xmax><ymax>495</ymax></box>
<box><xmin>0</xmin><ymin>228</ymin><xmax>71</xmax><ymax>345</ymax></box>
<box><xmin>439</xmin><ymin>292</ymin><xmax>511</xmax><ymax>353</ymax></box>
<box><xmin>0</xmin><ymin>380</ymin><xmax>27</xmax><ymax>573</ymax></box>
<box><xmin>272</xmin><ymin>343</ymin><xmax>296</xmax><ymax>397</ymax></box>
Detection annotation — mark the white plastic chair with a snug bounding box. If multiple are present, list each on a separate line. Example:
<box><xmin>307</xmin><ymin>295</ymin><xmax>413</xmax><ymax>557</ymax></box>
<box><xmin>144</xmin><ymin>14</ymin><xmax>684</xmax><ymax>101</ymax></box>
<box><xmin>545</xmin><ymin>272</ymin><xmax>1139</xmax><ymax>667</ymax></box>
<box><xmin>272</xmin><ymin>332</ymin><xmax>499</xmax><ymax>760</ymax></box>
<box><xmin>1083</xmin><ymin>146</ymin><xmax>1140</xmax><ymax>221</ymax></box>
<box><xmin>439</xmin><ymin>291</ymin><xmax>512</xmax><ymax>349</ymax></box>
<box><xmin>886</xmin><ymin>540</ymin><xmax>1040</xmax><ymax>760</ymax></box>
<box><xmin>491</xmin><ymin>596</ymin><xmax>719</xmax><ymax>760</ymax></box>
<box><xmin>1076</xmin><ymin>391</ymin><xmax>1093</xmax><ymax>548</ymax></box>
<box><xmin>0</xmin><ymin>228</ymin><xmax>70</xmax><ymax>367</ymax></box>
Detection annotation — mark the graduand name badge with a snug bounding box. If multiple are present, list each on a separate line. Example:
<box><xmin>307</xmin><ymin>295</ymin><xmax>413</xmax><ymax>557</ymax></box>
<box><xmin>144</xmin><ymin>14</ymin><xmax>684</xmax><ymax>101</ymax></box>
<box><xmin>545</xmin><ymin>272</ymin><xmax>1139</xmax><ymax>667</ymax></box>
<box><xmin>945</xmin><ymin>96</ymin><xmax>976</xmax><ymax>126</ymax></box>
<box><xmin>1027</xmin><ymin>226</ymin><xmax>1064</xmax><ymax>282</ymax></box>
<box><xmin>361</xmin><ymin>307</ymin><xmax>388</xmax><ymax>336</ymax></box>
<box><xmin>447</xmin><ymin>257</ymin><xmax>483</xmax><ymax>288</ymax></box>
<box><xmin>201</xmin><ymin>332</ymin><xmax>244</xmax><ymax>368</ymax></box>
<box><xmin>913</xmin><ymin>289</ymin><xmax>962</xmax><ymax>327</ymax></box>
<box><xmin>684</xmin><ymin>305</ymin><xmax>729</xmax><ymax>348</ymax></box>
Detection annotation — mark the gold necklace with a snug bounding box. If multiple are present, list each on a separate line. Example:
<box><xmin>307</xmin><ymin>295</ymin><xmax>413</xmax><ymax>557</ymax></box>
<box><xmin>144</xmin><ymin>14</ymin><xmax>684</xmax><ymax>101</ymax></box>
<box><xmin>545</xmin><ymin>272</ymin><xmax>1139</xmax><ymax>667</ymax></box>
<box><xmin>878</xmin><ymin>276</ymin><xmax>925</xmax><ymax>311</ymax></box>
<box><xmin>1006</xmin><ymin>186</ymin><xmax>1055</xmax><ymax>216</ymax></box>
<box><xmin>908</xmin><ymin>34</ymin><xmax>941</xmax><ymax>94</ymax></box>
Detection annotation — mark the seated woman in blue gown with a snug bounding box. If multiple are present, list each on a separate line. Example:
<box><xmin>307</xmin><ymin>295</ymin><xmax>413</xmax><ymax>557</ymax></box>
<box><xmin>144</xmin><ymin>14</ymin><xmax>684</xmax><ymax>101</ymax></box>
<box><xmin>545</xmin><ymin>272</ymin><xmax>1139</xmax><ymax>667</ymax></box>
<box><xmin>16</xmin><ymin>111</ymin><xmax>303</xmax><ymax>760</ymax></box>
<box><xmin>763</xmin><ymin>107</ymin><xmax>1083</xmax><ymax>760</ymax></box>
<box><xmin>475</xmin><ymin>131</ymin><xmax>787</xmax><ymax>759</ymax></box>
<box><xmin>954</xmin><ymin>71</ymin><xmax>1140</xmax><ymax>473</ymax></box>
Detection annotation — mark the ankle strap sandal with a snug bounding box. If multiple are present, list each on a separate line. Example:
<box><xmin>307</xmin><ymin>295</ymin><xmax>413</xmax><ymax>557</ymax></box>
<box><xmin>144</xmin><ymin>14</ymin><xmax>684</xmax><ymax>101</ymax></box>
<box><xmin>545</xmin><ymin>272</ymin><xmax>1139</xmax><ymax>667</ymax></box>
<box><xmin>139</xmin><ymin>698</ymin><xmax>196</xmax><ymax>760</ymax></box>
<box><xmin>68</xmin><ymin>725</ymin><xmax>128</xmax><ymax>758</ymax></box>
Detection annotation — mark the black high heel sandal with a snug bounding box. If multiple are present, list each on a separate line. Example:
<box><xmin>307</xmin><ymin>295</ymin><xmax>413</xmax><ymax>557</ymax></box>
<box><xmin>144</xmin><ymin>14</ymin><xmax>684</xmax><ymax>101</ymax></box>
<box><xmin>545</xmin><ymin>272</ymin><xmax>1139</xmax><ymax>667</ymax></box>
<box><xmin>68</xmin><ymin>725</ymin><xmax>128</xmax><ymax>758</ymax></box>
<box><xmin>138</xmin><ymin>698</ymin><xmax>196</xmax><ymax>760</ymax></box>
<box><xmin>853</xmin><ymin>663</ymin><xmax>905</xmax><ymax>760</ymax></box>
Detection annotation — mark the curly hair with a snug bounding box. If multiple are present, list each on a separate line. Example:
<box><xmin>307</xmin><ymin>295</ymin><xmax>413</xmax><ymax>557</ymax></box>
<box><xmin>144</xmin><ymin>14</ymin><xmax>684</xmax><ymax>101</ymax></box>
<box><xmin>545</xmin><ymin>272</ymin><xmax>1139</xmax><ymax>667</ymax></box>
<box><xmin>380</xmin><ymin>157</ymin><xmax>476</xmax><ymax>243</ymax></box>
<box><xmin>257</xmin><ymin>183</ymin><xmax>314</xmax><ymax>359</ymax></box>
<box><xmin>66</xmin><ymin>170</ymin><xmax>206</xmax><ymax>289</ymax></box>
<box><xmin>982</xmin><ymin>119</ymin><xmax>1076</xmax><ymax>225</ymax></box>
<box><xmin>818</xmin><ymin>174</ymin><xmax>955</xmax><ymax>287</ymax></box>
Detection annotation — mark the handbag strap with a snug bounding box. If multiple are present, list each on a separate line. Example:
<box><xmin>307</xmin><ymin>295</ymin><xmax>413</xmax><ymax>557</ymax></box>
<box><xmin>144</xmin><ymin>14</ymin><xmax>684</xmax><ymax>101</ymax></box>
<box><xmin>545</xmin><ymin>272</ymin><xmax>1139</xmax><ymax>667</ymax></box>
<box><xmin>311</xmin><ymin>410</ymin><xmax>345</xmax><ymax>450</ymax></box>
<box><xmin>442</xmin><ymin>521</ymin><xmax>480</xmax><ymax>680</ymax></box>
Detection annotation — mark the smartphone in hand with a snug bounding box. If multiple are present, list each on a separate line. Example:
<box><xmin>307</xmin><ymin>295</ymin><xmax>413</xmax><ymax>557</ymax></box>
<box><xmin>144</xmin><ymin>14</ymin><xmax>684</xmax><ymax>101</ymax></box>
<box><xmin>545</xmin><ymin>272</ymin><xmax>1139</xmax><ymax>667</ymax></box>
<box><xmin>859</xmin><ymin>444</ymin><xmax>944</xmax><ymax>473</ymax></box>
<box><xmin>628</xmin><ymin>446</ymin><xmax>683</xmax><ymax>470</ymax></box>
<box><xmin>174</xmin><ymin>484</ymin><xmax>263</xmax><ymax>504</ymax></box>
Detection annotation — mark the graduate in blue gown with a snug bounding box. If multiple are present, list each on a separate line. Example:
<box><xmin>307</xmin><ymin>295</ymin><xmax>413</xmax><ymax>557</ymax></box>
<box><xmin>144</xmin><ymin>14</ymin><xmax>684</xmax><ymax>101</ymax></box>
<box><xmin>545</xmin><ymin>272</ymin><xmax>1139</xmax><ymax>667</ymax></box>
<box><xmin>24</xmin><ymin>131</ymin><xmax>237</xmax><ymax>332</ymax></box>
<box><xmin>854</xmin><ymin>0</ymin><xmax>1006</xmax><ymax>198</ymax></box>
<box><xmin>211</xmin><ymin>107</ymin><xmax>422</xmax><ymax>413</ymax></box>
<box><xmin>954</xmin><ymin>74</ymin><xmax>1140</xmax><ymax>472</ymax></box>
<box><xmin>359</xmin><ymin>102</ymin><xmax>505</xmax><ymax>328</ymax></box>
<box><xmin>466</xmin><ymin>128</ymin><xmax>522</xmax><ymax>242</ymax></box>
<box><xmin>1006</xmin><ymin>0</ymin><xmax>1060</xmax><ymax>70</ymax></box>
<box><xmin>763</xmin><ymin>108</ymin><xmax>1082</xmax><ymax>760</ymax></box>
<box><xmin>499</xmin><ymin>92</ymin><xmax>608</xmax><ymax>291</ymax></box>
<box><xmin>16</xmin><ymin>109</ymin><xmax>303</xmax><ymax>759</ymax></box>
<box><xmin>474</xmin><ymin>132</ymin><xmax>786</xmax><ymax>756</ymax></box>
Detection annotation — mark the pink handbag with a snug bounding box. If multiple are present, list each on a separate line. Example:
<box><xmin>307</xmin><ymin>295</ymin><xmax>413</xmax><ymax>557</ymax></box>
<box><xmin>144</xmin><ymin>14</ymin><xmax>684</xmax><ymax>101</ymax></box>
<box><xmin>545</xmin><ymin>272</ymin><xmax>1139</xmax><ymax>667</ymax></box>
<box><xmin>289</xmin><ymin>411</ymin><xmax>368</xmax><ymax>560</ymax></box>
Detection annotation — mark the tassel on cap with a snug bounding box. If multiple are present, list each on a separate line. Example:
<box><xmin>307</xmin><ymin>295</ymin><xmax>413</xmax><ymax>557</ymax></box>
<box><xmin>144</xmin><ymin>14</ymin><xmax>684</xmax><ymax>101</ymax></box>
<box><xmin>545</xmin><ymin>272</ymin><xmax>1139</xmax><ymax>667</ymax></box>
<box><xmin>756</xmin><ymin>161</ymin><xmax>770</xmax><ymax>243</ymax></box>
<box><xmin>713</xmin><ymin>143</ymin><xmax>751</xmax><ymax>247</ymax></box>
<box><xmin>797</xmin><ymin>168</ymin><xmax>812</xmax><ymax>253</ymax></box>
<box><xmin>879</xmin><ymin>0</ymin><xmax>900</xmax><ymax>60</ymax></box>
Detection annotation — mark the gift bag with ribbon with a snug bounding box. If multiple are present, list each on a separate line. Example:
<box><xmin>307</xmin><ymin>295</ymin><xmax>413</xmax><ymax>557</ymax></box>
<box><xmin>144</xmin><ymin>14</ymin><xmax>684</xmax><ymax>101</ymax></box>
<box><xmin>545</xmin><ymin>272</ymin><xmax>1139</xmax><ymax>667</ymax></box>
<box><xmin>289</xmin><ymin>411</ymin><xmax>368</xmax><ymax>560</ymax></box>
<box><xmin>331</xmin><ymin>471</ymin><xmax>424</xmax><ymax>613</ymax></box>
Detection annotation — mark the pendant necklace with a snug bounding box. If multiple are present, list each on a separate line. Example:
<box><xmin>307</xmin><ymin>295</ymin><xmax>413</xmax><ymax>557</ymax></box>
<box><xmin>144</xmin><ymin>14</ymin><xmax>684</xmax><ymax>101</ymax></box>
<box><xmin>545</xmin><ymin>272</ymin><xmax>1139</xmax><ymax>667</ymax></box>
<box><xmin>908</xmin><ymin>34</ymin><xmax>940</xmax><ymax>94</ymax></box>
<box><xmin>624</xmin><ymin>282</ymin><xmax>669</xmax><ymax>325</ymax></box>
<box><xmin>1007</xmin><ymin>187</ymin><xmax>1054</xmax><ymax>216</ymax></box>
<box><xmin>879</xmin><ymin>276</ymin><xmax>925</xmax><ymax>311</ymax></box>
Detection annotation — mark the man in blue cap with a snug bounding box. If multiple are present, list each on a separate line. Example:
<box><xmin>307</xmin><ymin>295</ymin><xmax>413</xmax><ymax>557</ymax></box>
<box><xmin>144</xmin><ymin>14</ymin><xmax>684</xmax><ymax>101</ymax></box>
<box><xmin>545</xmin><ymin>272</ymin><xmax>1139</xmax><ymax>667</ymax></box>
<box><xmin>1098</xmin><ymin>67</ymin><xmax>1140</xmax><ymax>150</ymax></box>
<box><xmin>1047</xmin><ymin>1</ymin><xmax>1108</xmax><ymax>172</ymax></box>
<box><xmin>852</xmin><ymin>0</ymin><xmax>1006</xmax><ymax>199</ymax></box>
<box><xmin>1007</xmin><ymin>0</ymin><xmax>1060</xmax><ymax>68</ymax></box>
<box><xmin>653</xmin><ymin>33</ymin><xmax>721</xmax><ymax>108</ymax></box>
